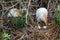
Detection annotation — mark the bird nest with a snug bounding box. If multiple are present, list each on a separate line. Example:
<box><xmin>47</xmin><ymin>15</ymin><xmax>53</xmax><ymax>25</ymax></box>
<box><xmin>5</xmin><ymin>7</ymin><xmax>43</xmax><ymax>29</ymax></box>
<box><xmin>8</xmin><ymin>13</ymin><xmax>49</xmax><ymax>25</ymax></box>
<box><xmin>0</xmin><ymin>0</ymin><xmax>59</xmax><ymax>40</ymax></box>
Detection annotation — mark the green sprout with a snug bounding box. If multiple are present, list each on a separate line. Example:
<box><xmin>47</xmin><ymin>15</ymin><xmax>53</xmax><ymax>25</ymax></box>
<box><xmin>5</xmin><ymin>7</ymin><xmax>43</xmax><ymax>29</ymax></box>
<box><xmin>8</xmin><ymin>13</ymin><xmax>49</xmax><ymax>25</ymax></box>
<box><xmin>10</xmin><ymin>16</ymin><xmax>26</xmax><ymax>28</ymax></box>
<box><xmin>52</xmin><ymin>4</ymin><xmax>60</xmax><ymax>25</ymax></box>
<box><xmin>0</xmin><ymin>32</ymin><xmax>10</xmax><ymax>40</ymax></box>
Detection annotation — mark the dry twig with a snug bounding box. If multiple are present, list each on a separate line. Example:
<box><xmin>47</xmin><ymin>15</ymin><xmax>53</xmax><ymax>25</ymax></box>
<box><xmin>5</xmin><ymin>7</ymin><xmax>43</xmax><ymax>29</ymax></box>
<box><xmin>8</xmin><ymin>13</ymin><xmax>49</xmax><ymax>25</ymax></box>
<box><xmin>26</xmin><ymin>0</ymin><xmax>31</xmax><ymax>24</ymax></box>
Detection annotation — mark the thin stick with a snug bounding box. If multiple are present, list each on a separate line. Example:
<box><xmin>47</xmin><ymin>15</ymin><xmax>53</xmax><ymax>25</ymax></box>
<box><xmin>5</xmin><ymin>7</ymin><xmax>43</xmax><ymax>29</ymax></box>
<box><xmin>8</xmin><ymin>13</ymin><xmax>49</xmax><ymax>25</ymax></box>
<box><xmin>47</xmin><ymin>0</ymin><xmax>51</xmax><ymax>10</ymax></box>
<box><xmin>5</xmin><ymin>1</ymin><xmax>19</xmax><ymax>14</ymax></box>
<box><xmin>26</xmin><ymin>0</ymin><xmax>31</xmax><ymax>24</ymax></box>
<box><xmin>18</xmin><ymin>34</ymin><xmax>25</xmax><ymax>40</ymax></box>
<box><xmin>18</xmin><ymin>33</ymin><xmax>28</xmax><ymax>40</ymax></box>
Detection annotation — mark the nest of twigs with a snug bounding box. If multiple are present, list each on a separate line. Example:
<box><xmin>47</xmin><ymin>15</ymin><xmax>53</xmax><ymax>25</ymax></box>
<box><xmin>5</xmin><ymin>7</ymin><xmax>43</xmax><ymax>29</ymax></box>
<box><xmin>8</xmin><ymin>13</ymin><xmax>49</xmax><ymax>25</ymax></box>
<box><xmin>0</xmin><ymin>0</ymin><xmax>60</xmax><ymax>40</ymax></box>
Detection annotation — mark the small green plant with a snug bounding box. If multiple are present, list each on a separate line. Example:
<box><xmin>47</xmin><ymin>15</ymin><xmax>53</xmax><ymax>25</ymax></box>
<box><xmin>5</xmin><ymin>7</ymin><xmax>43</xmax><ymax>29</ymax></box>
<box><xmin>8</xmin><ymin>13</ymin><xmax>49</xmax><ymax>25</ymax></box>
<box><xmin>10</xmin><ymin>16</ymin><xmax>26</xmax><ymax>28</ymax></box>
<box><xmin>0</xmin><ymin>32</ymin><xmax>10</xmax><ymax>40</ymax></box>
<box><xmin>52</xmin><ymin>4</ymin><xmax>60</xmax><ymax>25</ymax></box>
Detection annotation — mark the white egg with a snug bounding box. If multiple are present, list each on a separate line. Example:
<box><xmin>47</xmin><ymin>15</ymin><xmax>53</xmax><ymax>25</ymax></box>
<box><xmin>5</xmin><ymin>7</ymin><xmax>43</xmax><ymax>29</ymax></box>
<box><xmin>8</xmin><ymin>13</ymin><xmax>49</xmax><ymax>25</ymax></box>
<box><xmin>38</xmin><ymin>26</ymin><xmax>41</xmax><ymax>30</ymax></box>
<box><xmin>43</xmin><ymin>26</ymin><xmax>47</xmax><ymax>29</ymax></box>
